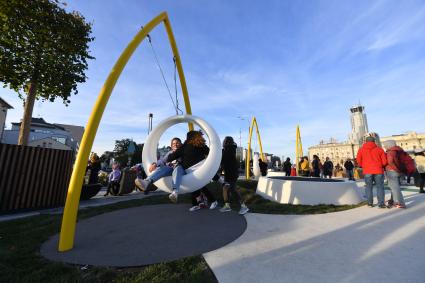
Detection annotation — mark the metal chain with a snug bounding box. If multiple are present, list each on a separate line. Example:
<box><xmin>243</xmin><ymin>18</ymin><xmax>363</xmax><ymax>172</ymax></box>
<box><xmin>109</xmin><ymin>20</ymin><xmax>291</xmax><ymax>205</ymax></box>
<box><xmin>143</xmin><ymin>27</ymin><xmax>178</xmax><ymax>114</ymax></box>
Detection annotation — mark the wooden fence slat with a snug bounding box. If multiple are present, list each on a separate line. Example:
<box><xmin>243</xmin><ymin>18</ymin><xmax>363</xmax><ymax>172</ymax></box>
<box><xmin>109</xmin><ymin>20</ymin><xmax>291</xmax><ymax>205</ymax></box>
<box><xmin>43</xmin><ymin>148</ymin><xmax>58</xmax><ymax>208</ymax></box>
<box><xmin>3</xmin><ymin>145</ymin><xmax>19</xmax><ymax>211</ymax></box>
<box><xmin>20</xmin><ymin>146</ymin><xmax>36</xmax><ymax>209</ymax></box>
<box><xmin>28</xmin><ymin>147</ymin><xmax>45</xmax><ymax>209</ymax></box>
<box><xmin>0</xmin><ymin>144</ymin><xmax>74</xmax><ymax>213</ymax></box>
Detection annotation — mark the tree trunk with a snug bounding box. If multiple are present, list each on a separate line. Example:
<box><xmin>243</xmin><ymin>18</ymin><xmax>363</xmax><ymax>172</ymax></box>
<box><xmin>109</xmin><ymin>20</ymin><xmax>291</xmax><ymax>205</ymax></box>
<box><xmin>18</xmin><ymin>82</ymin><xmax>37</xmax><ymax>146</ymax></box>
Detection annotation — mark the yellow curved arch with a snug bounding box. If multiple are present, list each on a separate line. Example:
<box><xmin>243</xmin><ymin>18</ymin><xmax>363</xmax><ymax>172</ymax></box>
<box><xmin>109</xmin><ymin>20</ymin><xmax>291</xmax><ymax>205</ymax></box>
<box><xmin>59</xmin><ymin>12</ymin><xmax>192</xmax><ymax>251</ymax></box>
<box><xmin>295</xmin><ymin>125</ymin><xmax>303</xmax><ymax>174</ymax></box>
<box><xmin>245</xmin><ymin>117</ymin><xmax>264</xmax><ymax>179</ymax></box>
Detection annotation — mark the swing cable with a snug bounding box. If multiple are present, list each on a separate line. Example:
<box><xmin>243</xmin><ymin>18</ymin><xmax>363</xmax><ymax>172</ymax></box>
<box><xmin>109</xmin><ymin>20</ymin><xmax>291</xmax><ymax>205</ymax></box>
<box><xmin>173</xmin><ymin>56</ymin><xmax>183</xmax><ymax>115</ymax></box>
<box><xmin>143</xmin><ymin>27</ymin><xmax>179</xmax><ymax>114</ymax></box>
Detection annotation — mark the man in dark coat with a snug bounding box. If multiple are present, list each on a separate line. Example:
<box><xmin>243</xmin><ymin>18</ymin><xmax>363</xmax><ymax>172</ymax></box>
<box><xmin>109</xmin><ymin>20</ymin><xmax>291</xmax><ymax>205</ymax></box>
<box><xmin>283</xmin><ymin>158</ymin><xmax>292</xmax><ymax>176</ymax></box>
<box><xmin>323</xmin><ymin>157</ymin><xmax>334</xmax><ymax>178</ymax></box>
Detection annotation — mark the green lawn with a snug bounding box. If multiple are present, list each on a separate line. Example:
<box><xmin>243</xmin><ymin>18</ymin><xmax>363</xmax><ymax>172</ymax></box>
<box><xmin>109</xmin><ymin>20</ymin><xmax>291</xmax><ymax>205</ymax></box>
<box><xmin>0</xmin><ymin>180</ymin><xmax>363</xmax><ymax>283</ymax></box>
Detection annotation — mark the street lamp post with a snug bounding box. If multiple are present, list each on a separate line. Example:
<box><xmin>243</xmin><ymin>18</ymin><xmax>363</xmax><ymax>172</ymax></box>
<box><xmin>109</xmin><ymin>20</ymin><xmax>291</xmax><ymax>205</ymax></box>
<box><xmin>148</xmin><ymin>113</ymin><xmax>153</xmax><ymax>135</ymax></box>
<box><xmin>237</xmin><ymin>115</ymin><xmax>250</xmax><ymax>172</ymax></box>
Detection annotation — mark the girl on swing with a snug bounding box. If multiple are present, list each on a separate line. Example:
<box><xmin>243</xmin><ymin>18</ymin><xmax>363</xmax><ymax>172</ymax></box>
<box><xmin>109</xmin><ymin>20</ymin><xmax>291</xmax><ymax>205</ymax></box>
<box><xmin>135</xmin><ymin>137</ymin><xmax>182</xmax><ymax>193</ymax></box>
<box><xmin>167</xmin><ymin>130</ymin><xmax>218</xmax><ymax>211</ymax></box>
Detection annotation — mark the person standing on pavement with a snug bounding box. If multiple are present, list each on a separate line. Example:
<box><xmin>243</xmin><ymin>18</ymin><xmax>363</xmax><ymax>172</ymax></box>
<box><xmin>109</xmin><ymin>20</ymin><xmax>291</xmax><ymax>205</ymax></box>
<box><xmin>382</xmin><ymin>140</ymin><xmax>406</xmax><ymax>208</ymax></box>
<box><xmin>283</xmin><ymin>158</ymin><xmax>292</xmax><ymax>176</ymax></box>
<box><xmin>344</xmin><ymin>158</ymin><xmax>355</xmax><ymax>181</ymax></box>
<box><xmin>323</xmin><ymin>157</ymin><xmax>334</xmax><ymax>179</ymax></box>
<box><xmin>414</xmin><ymin>149</ymin><xmax>425</xmax><ymax>194</ymax></box>
<box><xmin>356</xmin><ymin>136</ymin><xmax>388</xmax><ymax>208</ymax></box>
<box><xmin>218</xmin><ymin>136</ymin><xmax>249</xmax><ymax>215</ymax></box>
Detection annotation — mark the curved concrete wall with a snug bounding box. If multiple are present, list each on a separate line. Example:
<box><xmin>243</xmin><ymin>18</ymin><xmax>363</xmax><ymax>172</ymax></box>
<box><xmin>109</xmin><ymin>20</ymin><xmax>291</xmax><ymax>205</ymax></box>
<box><xmin>256</xmin><ymin>176</ymin><xmax>363</xmax><ymax>205</ymax></box>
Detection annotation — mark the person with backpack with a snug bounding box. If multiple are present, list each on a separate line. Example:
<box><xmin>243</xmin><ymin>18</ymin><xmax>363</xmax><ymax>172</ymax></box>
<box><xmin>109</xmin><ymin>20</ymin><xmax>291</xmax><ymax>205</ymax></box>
<box><xmin>382</xmin><ymin>140</ymin><xmax>413</xmax><ymax>208</ymax></box>
<box><xmin>356</xmin><ymin>136</ymin><xmax>387</xmax><ymax>208</ymax></box>
<box><xmin>414</xmin><ymin>149</ymin><xmax>425</xmax><ymax>194</ymax></box>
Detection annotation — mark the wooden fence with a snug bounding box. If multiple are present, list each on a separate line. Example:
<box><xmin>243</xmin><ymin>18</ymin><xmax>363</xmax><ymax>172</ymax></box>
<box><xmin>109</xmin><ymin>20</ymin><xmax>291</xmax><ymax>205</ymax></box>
<box><xmin>0</xmin><ymin>143</ymin><xmax>74</xmax><ymax>213</ymax></box>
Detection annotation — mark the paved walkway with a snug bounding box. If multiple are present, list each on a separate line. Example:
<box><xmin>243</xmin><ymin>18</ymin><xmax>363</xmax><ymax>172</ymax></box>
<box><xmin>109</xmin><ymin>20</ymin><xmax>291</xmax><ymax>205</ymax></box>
<box><xmin>204</xmin><ymin>190</ymin><xmax>425</xmax><ymax>283</ymax></box>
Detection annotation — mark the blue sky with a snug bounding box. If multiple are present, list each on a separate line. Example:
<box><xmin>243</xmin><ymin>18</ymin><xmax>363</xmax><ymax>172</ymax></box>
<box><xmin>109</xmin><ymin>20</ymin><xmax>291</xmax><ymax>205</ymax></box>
<box><xmin>2</xmin><ymin>0</ymin><xmax>425</xmax><ymax>159</ymax></box>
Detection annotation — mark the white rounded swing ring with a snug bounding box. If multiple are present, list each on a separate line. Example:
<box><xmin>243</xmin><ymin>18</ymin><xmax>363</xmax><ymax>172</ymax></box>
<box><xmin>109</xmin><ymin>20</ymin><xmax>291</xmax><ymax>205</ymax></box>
<box><xmin>142</xmin><ymin>115</ymin><xmax>222</xmax><ymax>193</ymax></box>
<box><xmin>253</xmin><ymin>153</ymin><xmax>261</xmax><ymax>179</ymax></box>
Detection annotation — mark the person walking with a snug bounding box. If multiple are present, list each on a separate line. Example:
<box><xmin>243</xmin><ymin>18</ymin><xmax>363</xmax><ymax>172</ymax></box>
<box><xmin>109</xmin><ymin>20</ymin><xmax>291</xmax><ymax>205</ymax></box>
<box><xmin>344</xmin><ymin>158</ymin><xmax>355</xmax><ymax>181</ymax></box>
<box><xmin>356</xmin><ymin>136</ymin><xmax>388</xmax><ymax>208</ymax></box>
<box><xmin>218</xmin><ymin>136</ymin><xmax>249</xmax><ymax>215</ymax></box>
<box><xmin>414</xmin><ymin>149</ymin><xmax>425</xmax><ymax>193</ymax></box>
<box><xmin>323</xmin><ymin>157</ymin><xmax>334</xmax><ymax>178</ymax></box>
<box><xmin>382</xmin><ymin>140</ymin><xmax>406</xmax><ymax>208</ymax></box>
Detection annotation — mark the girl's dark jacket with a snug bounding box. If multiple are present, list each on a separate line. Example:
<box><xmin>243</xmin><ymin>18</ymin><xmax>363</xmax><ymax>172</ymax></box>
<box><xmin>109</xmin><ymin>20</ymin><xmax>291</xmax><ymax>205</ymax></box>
<box><xmin>221</xmin><ymin>143</ymin><xmax>239</xmax><ymax>182</ymax></box>
<box><xmin>166</xmin><ymin>143</ymin><xmax>209</xmax><ymax>169</ymax></box>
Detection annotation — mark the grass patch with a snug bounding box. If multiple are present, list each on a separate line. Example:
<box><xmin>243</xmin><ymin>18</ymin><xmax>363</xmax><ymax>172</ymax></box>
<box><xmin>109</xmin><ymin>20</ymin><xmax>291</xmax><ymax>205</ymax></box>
<box><xmin>0</xmin><ymin>179</ymin><xmax>362</xmax><ymax>282</ymax></box>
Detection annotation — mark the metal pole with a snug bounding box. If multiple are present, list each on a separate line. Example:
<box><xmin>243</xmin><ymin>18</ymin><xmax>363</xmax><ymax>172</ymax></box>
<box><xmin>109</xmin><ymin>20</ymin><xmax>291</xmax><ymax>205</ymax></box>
<box><xmin>148</xmin><ymin>113</ymin><xmax>153</xmax><ymax>134</ymax></box>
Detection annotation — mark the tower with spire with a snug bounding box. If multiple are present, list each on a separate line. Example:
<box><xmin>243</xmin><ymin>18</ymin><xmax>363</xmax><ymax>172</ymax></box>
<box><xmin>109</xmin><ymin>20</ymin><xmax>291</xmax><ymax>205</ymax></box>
<box><xmin>349</xmin><ymin>104</ymin><xmax>369</xmax><ymax>144</ymax></box>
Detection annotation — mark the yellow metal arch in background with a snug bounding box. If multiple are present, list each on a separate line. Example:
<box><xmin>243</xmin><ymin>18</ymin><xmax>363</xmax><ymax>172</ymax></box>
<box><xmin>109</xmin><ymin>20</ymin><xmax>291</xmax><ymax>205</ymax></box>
<box><xmin>245</xmin><ymin>117</ymin><xmax>264</xmax><ymax>179</ymax></box>
<box><xmin>59</xmin><ymin>12</ymin><xmax>192</xmax><ymax>251</ymax></box>
<box><xmin>295</xmin><ymin>125</ymin><xmax>303</xmax><ymax>175</ymax></box>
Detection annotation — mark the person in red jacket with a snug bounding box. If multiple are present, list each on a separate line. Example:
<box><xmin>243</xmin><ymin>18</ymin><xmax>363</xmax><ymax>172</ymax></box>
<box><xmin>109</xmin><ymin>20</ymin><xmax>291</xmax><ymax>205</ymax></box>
<box><xmin>382</xmin><ymin>140</ymin><xmax>406</xmax><ymax>208</ymax></box>
<box><xmin>356</xmin><ymin>136</ymin><xmax>388</xmax><ymax>208</ymax></box>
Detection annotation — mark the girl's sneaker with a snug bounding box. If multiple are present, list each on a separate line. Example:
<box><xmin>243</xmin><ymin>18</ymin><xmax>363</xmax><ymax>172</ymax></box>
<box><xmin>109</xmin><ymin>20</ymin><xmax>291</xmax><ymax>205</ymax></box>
<box><xmin>209</xmin><ymin>201</ymin><xmax>218</xmax><ymax>210</ymax></box>
<box><xmin>394</xmin><ymin>203</ymin><xmax>406</xmax><ymax>209</ymax></box>
<box><xmin>168</xmin><ymin>190</ymin><xmax>178</xmax><ymax>203</ymax></box>
<box><xmin>219</xmin><ymin>203</ymin><xmax>232</xmax><ymax>212</ymax></box>
<box><xmin>239</xmin><ymin>204</ymin><xmax>249</xmax><ymax>215</ymax></box>
<box><xmin>135</xmin><ymin>179</ymin><xmax>150</xmax><ymax>191</ymax></box>
<box><xmin>189</xmin><ymin>205</ymin><xmax>200</xmax><ymax>212</ymax></box>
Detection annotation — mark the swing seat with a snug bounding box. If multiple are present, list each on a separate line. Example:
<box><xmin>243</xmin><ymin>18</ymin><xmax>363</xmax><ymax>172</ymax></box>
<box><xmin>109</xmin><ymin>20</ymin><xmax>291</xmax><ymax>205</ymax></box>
<box><xmin>142</xmin><ymin>115</ymin><xmax>222</xmax><ymax>193</ymax></box>
<box><xmin>253</xmin><ymin>153</ymin><xmax>261</xmax><ymax>179</ymax></box>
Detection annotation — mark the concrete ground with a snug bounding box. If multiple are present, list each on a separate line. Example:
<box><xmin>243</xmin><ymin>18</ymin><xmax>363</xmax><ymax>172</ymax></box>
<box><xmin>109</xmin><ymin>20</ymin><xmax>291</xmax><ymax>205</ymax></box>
<box><xmin>2</xmin><ymin>183</ymin><xmax>424</xmax><ymax>282</ymax></box>
<box><xmin>204</xmin><ymin>189</ymin><xmax>425</xmax><ymax>283</ymax></box>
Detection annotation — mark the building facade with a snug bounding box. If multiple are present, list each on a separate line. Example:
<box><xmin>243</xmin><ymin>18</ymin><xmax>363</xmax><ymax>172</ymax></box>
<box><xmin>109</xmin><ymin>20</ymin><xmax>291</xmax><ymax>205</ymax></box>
<box><xmin>381</xmin><ymin>131</ymin><xmax>425</xmax><ymax>152</ymax></box>
<box><xmin>308</xmin><ymin>141</ymin><xmax>359</xmax><ymax>166</ymax></box>
<box><xmin>308</xmin><ymin>104</ymin><xmax>424</xmax><ymax>164</ymax></box>
<box><xmin>2</xmin><ymin>117</ymin><xmax>83</xmax><ymax>151</ymax></box>
<box><xmin>0</xmin><ymin>97</ymin><xmax>13</xmax><ymax>141</ymax></box>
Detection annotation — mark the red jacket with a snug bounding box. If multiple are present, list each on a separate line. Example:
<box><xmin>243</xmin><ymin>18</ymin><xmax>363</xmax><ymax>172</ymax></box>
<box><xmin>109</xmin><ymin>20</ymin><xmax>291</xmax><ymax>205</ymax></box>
<box><xmin>385</xmin><ymin>146</ymin><xmax>403</xmax><ymax>173</ymax></box>
<box><xmin>356</xmin><ymin>142</ymin><xmax>387</xmax><ymax>174</ymax></box>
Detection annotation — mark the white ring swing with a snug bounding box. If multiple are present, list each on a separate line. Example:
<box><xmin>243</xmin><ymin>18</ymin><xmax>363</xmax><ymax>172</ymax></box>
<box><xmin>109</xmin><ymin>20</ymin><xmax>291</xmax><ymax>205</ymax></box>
<box><xmin>253</xmin><ymin>153</ymin><xmax>261</xmax><ymax>179</ymax></box>
<box><xmin>142</xmin><ymin>115</ymin><xmax>222</xmax><ymax>193</ymax></box>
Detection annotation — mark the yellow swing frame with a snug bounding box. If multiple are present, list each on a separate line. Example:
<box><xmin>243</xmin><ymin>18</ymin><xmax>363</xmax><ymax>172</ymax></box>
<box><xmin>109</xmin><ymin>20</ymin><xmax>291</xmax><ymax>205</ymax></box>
<box><xmin>59</xmin><ymin>12</ymin><xmax>193</xmax><ymax>252</ymax></box>
<box><xmin>245</xmin><ymin>117</ymin><xmax>264</xmax><ymax>179</ymax></box>
<box><xmin>295</xmin><ymin>125</ymin><xmax>303</xmax><ymax>174</ymax></box>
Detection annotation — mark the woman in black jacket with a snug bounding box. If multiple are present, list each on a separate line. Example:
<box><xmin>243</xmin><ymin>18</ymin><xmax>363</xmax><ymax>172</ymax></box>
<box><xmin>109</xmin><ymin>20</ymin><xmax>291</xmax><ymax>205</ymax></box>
<box><xmin>166</xmin><ymin>130</ymin><xmax>218</xmax><ymax>211</ymax></box>
<box><xmin>219</xmin><ymin>136</ymin><xmax>249</xmax><ymax>215</ymax></box>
